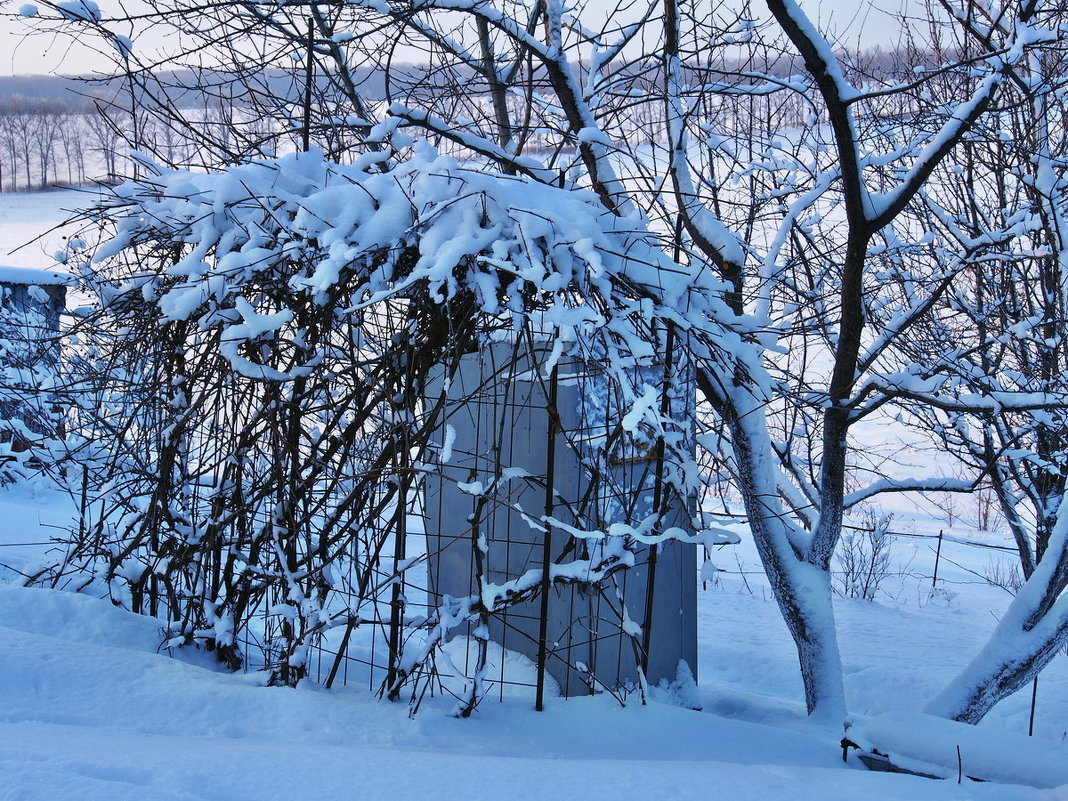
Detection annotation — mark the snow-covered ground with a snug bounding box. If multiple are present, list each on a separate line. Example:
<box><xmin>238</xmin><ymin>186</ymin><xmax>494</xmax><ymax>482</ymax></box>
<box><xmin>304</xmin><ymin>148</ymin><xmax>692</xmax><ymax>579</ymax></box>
<box><xmin>0</xmin><ymin>189</ymin><xmax>89</xmax><ymax>272</ymax></box>
<box><xmin>1</xmin><ymin>478</ymin><xmax>1066</xmax><ymax>801</ymax></box>
<box><xmin>2</xmin><ymin>189</ymin><xmax>1067</xmax><ymax>800</ymax></box>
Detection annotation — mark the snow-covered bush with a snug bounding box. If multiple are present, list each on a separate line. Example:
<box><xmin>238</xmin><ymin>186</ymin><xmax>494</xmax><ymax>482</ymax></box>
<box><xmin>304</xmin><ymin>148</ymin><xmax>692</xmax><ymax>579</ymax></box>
<box><xmin>47</xmin><ymin>145</ymin><xmax>719</xmax><ymax>710</ymax></box>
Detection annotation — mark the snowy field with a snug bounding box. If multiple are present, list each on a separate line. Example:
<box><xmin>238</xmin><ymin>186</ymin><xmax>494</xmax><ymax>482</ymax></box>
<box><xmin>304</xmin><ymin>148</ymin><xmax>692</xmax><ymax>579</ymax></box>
<box><xmin>2</xmin><ymin>479</ymin><xmax>1066</xmax><ymax>801</ymax></box>
<box><xmin>0</xmin><ymin>189</ymin><xmax>89</xmax><ymax>272</ymax></box>
<box><xmin>1</xmin><ymin>190</ymin><xmax>1067</xmax><ymax>800</ymax></box>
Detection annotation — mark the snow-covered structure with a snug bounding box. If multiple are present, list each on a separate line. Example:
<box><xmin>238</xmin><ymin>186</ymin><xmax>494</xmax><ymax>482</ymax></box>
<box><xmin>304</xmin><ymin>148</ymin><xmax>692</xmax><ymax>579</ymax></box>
<box><xmin>57</xmin><ymin>149</ymin><xmax>719</xmax><ymax>707</ymax></box>
<box><xmin>0</xmin><ymin>267</ymin><xmax>67</xmax><ymax>329</ymax></box>
<box><xmin>426</xmin><ymin>342</ymin><xmax>697</xmax><ymax>698</ymax></box>
<box><xmin>0</xmin><ymin>266</ymin><xmax>68</xmax><ymax>450</ymax></box>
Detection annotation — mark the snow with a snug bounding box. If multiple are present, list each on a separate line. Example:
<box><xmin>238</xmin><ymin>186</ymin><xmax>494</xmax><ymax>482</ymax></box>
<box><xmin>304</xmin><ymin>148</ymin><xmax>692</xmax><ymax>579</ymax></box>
<box><xmin>1</xmin><ymin>175</ymin><xmax>1067</xmax><ymax>799</ymax></box>
<box><xmin>1</xmin><ymin>482</ymin><xmax>1066</xmax><ymax>800</ymax></box>
<box><xmin>92</xmin><ymin>149</ymin><xmax>666</xmax><ymax>336</ymax></box>
<box><xmin>440</xmin><ymin>424</ymin><xmax>456</xmax><ymax>462</ymax></box>
<box><xmin>0</xmin><ymin>243</ymin><xmax>1058</xmax><ymax>795</ymax></box>
<box><xmin>0</xmin><ymin>191</ymin><xmax>85</xmax><ymax>274</ymax></box>
<box><xmin>110</xmin><ymin>34</ymin><xmax>133</xmax><ymax>57</ymax></box>
<box><xmin>218</xmin><ymin>298</ymin><xmax>299</xmax><ymax>380</ymax></box>
<box><xmin>0</xmin><ymin>266</ymin><xmax>69</xmax><ymax>286</ymax></box>
<box><xmin>56</xmin><ymin>0</ymin><xmax>101</xmax><ymax>22</ymax></box>
<box><xmin>847</xmin><ymin>712</ymin><xmax>1068</xmax><ymax>788</ymax></box>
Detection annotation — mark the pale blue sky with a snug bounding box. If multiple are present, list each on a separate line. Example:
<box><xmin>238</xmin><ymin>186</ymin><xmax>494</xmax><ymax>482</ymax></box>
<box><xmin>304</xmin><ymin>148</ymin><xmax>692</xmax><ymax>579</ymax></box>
<box><xmin>0</xmin><ymin>0</ymin><xmax>919</xmax><ymax>78</ymax></box>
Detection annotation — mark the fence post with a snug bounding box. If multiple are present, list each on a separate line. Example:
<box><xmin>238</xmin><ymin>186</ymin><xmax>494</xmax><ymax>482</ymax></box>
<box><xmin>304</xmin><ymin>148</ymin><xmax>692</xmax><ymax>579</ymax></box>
<box><xmin>932</xmin><ymin>530</ymin><xmax>944</xmax><ymax>587</ymax></box>
<box><xmin>535</xmin><ymin>364</ymin><xmax>559</xmax><ymax>712</ymax></box>
<box><xmin>1029</xmin><ymin>675</ymin><xmax>1038</xmax><ymax>736</ymax></box>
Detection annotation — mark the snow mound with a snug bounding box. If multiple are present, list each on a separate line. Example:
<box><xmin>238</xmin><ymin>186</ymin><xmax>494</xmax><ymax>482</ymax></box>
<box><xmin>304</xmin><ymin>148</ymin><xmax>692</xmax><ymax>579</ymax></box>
<box><xmin>847</xmin><ymin>711</ymin><xmax>1068</xmax><ymax>789</ymax></box>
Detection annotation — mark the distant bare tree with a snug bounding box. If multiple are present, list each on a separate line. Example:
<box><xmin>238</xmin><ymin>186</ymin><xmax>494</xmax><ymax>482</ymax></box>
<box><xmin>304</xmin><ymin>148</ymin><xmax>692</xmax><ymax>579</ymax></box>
<box><xmin>0</xmin><ymin>98</ymin><xmax>36</xmax><ymax>190</ymax></box>
<box><xmin>57</xmin><ymin>111</ymin><xmax>89</xmax><ymax>185</ymax></box>
<box><xmin>83</xmin><ymin>101</ymin><xmax>124</xmax><ymax>182</ymax></box>
<box><xmin>30</xmin><ymin>98</ymin><xmax>68</xmax><ymax>188</ymax></box>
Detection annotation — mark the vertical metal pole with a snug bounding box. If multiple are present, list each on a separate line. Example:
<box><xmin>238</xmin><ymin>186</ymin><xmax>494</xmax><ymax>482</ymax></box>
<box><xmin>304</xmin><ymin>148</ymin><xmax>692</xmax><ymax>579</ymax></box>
<box><xmin>1029</xmin><ymin>675</ymin><xmax>1039</xmax><ymax>736</ymax></box>
<box><xmin>78</xmin><ymin>465</ymin><xmax>89</xmax><ymax>548</ymax></box>
<box><xmin>385</xmin><ymin>482</ymin><xmax>408</xmax><ymax>697</ymax></box>
<box><xmin>535</xmin><ymin>364</ymin><xmax>559</xmax><ymax>711</ymax></box>
<box><xmin>386</xmin><ymin>345</ymin><xmax>411</xmax><ymax>700</ymax></box>
<box><xmin>641</xmin><ymin>324</ymin><xmax>676</xmax><ymax>675</ymax></box>
<box><xmin>932</xmin><ymin>530</ymin><xmax>944</xmax><ymax>587</ymax></box>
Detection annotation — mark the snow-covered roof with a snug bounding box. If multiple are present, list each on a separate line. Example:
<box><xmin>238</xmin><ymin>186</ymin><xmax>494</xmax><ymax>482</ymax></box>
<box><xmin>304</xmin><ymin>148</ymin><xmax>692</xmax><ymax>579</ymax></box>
<box><xmin>0</xmin><ymin>266</ymin><xmax>70</xmax><ymax>286</ymax></box>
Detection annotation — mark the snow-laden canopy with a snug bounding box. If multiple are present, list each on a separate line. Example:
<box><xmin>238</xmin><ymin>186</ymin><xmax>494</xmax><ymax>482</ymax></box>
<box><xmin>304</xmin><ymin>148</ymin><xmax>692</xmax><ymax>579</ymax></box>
<box><xmin>91</xmin><ymin>146</ymin><xmax>732</xmax><ymax>384</ymax></box>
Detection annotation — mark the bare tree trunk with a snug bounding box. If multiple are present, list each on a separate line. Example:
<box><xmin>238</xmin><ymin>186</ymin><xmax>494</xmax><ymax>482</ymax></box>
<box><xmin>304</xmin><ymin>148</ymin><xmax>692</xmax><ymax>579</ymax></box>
<box><xmin>927</xmin><ymin>496</ymin><xmax>1068</xmax><ymax>722</ymax></box>
<box><xmin>722</xmin><ymin>381</ymin><xmax>846</xmax><ymax>720</ymax></box>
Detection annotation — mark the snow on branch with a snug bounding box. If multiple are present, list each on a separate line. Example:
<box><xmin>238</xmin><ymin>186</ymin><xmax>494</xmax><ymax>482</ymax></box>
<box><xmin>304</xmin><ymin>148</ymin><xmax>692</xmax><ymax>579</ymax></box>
<box><xmin>843</xmin><ymin>477</ymin><xmax>975</xmax><ymax>511</ymax></box>
<box><xmin>91</xmin><ymin>147</ymin><xmax>684</xmax><ymax>340</ymax></box>
<box><xmin>852</xmin><ymin>374</ymin><xmax>1068</xmax><ymax>416</ymax></box>
<box><xmin>387</xmin><ymin>104</ymin><xmax>558</xmax><ymax>184</ymax></box>
<box><xmin>870</xmin><ymin>71</ymin><xmax>1004</xmax><ymax>229</ymax></box>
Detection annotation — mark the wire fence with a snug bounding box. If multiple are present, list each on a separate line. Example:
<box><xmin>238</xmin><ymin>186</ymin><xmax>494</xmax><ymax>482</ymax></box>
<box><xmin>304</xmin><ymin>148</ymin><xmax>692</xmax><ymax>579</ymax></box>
<box><xmin>0</xmin><ymin>494</ymin><xmax>1032</xmax><ymax>708</ymax></box>
<box><xmin>696</xmin><ymin>513</ymin><xmax>1024</xmax><ymax>599</ymax></box>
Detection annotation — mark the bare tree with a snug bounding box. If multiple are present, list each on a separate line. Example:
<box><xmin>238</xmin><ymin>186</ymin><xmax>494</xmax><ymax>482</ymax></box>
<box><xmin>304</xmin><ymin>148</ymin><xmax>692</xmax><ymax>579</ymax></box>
<box><xmin>29</xmin><ymin>98</ymin><xmax>68</xmax><ymax>188</ymax></box>
<box><xmin>82</xmin><ymin>99</ymin><xmax>126</xmax><ymax>182</ymax></box>
<box><xmin>57</xmin><ymin>109</ymin><xmax>90</xmax><ymax>185</ymax></box>
<box><xmin>0</xmin><ymin>98</ymin><xmax>37</xmax><ymax>190</ymax></box>
<box><xmin>890</xmin><ymin>3</ymin><xmax>1068</xmax><ymax>722</ymax></box>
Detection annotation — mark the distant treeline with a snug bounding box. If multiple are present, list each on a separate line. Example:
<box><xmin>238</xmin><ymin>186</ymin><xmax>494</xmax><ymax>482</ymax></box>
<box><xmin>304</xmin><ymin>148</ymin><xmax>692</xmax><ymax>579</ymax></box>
<box><xmin>0</xmin><ymin>94</ymin><xmax>131</xmax><ymax>191</ymax></box>
<box><xmin>0</xmin><ymin>68</ymin><xmax>388</xmax><ymax>109</ymax></box>
<box><xmin>0</xmin><ymin>46</ymin><xmax>948</xmax><ymax>193</ymax></box>
<box><xmin>0</xmin><ymin>68</ymin><xmax>394</xmax><ymax>191</ymax></box>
